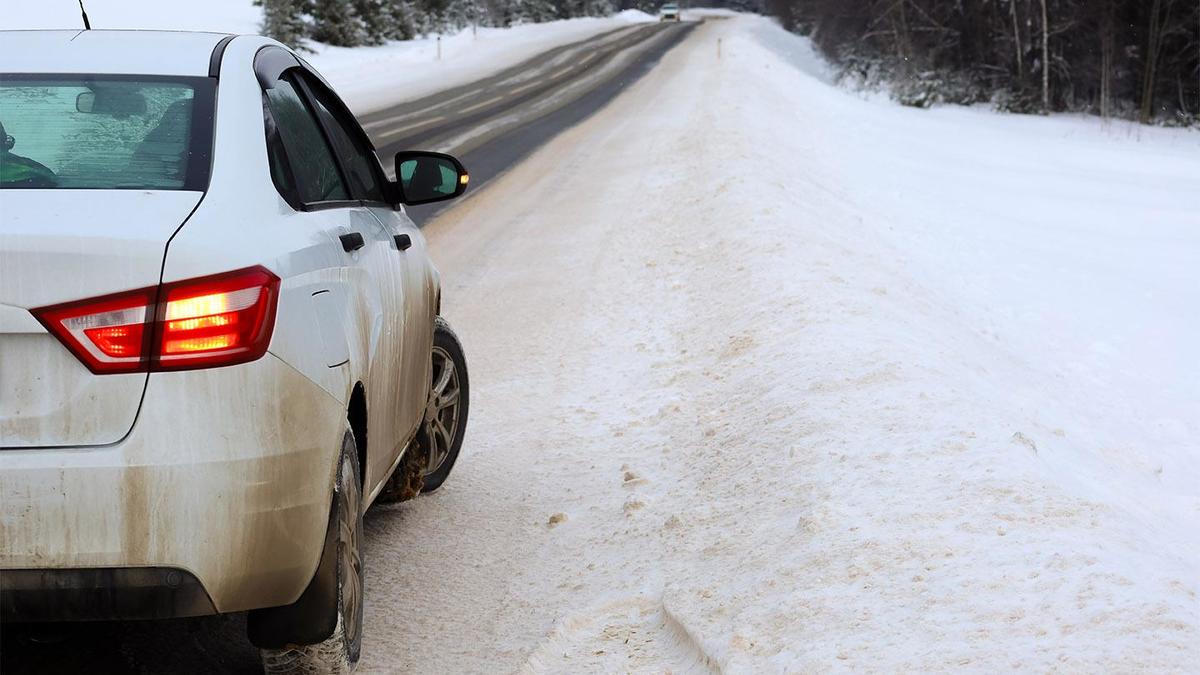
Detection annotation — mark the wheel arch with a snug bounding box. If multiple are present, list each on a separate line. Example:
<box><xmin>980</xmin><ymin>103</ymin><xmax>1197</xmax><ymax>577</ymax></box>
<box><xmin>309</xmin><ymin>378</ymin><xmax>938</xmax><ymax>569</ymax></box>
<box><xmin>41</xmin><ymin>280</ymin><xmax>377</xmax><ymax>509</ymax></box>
<box><xmin>347</xmin><ymin>381</ymin><xmax>367</xmax><ymax>488</ymax></box>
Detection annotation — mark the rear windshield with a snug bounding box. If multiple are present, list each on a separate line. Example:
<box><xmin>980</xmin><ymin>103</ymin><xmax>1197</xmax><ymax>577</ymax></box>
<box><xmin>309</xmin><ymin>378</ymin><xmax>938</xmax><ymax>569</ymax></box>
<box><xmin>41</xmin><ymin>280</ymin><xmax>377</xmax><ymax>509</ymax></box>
<box><xmin>0</xmin><ymin>75</ymin><xmax>214</xmax><ymax>190</ymax></box>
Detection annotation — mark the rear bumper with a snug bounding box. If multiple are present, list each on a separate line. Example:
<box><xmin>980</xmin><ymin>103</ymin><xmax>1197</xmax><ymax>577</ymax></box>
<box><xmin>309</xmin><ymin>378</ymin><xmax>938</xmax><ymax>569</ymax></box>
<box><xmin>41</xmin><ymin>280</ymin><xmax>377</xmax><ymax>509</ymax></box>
<box><xmin>1</xmin><ymin>567</ymin><xmax>215</xmax><ymax>622</ymax></box>
<box><xmin>0</xmin><ymin>354</ymin><xmax>346</xmax><ymax>618</ymax></box>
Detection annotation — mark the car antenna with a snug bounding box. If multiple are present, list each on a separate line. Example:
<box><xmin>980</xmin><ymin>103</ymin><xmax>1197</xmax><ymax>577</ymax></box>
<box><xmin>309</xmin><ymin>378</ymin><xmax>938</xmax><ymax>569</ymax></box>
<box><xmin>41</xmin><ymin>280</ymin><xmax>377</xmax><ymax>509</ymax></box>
<box><xmin>77</xmin><ymin>0</ymin><xmax>92</xmax><ymax>29</ymax></box>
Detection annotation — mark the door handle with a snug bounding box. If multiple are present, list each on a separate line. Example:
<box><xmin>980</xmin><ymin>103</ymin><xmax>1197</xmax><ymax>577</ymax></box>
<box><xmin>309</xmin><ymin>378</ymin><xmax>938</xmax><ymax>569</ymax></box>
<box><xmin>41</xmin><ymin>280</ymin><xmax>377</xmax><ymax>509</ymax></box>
<box><xmin>339</xmin><ymin>232</ymin><xmax>365</xmax><ymax>252</ymax></box>
<box><xmin>394</xmin><ymin>234</ymin><xmax>412</xmax><ymax>251</ymax></box>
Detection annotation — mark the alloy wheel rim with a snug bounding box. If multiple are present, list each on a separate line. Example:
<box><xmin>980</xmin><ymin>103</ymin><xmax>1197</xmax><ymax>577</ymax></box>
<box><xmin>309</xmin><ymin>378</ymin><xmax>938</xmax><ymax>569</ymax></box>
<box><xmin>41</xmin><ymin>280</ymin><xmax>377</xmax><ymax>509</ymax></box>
<box><xmin>339</xmin><ymin>453</ymin><xmax>363</xmax><ymax>648</ymax></box>
<box><xmin>423</xmin><ymin>345</ymin><xmax>461</xmax><ymax>476</ymax></box>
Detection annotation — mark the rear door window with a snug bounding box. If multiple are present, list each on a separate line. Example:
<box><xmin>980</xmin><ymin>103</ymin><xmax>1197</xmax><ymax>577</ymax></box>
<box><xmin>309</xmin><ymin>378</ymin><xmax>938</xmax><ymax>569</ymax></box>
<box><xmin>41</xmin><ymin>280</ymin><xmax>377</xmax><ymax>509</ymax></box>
<box><xmin>297</xmin><ymin>73</ymin><xmax>387</xmax><ymax>204</ymax></box>
<box><xmin>262</xmin><ymin>75</ymin><xmax>348</xmax><ymax>204</ymax></box>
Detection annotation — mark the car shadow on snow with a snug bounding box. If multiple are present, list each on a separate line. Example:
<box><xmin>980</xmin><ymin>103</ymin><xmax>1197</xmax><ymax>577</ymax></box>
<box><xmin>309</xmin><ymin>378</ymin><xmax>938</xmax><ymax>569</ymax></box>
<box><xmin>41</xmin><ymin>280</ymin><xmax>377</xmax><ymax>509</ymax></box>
<box><xmin>0</xmin><ymin>612</ymin><xmax>261</xmax><ymax>674</ymax></box>
<box><xmin>0</xmin><ymin>504</ymin><xmax>420</xmax><ymax>673</ymax></box>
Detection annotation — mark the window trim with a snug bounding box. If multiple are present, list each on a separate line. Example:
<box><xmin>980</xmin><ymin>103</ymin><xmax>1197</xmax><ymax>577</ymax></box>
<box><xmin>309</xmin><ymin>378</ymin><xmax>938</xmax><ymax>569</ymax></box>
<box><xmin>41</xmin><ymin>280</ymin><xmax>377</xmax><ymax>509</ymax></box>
<box><xmin>0</xmin><ymin>72</ymin><xmax>216</xmax><ymax>192</ymax></box>
<box><xmin>258</xmin><ymin>67</ymin><xmax>353</xmax><ymax>210</ymax></box>
<box><xmin>301</xmin><ymin>199</ymin><xmax>365</xmax><ymax>213</ymax></box>
<box><xmin>253</xmin><ymin>47</ymin><xmax>301</xmax><ymax>91</ymax></box>
<box><xmin>208</xmin><ymin>35</ymin><xmax>237</xmax><ymax>78</ymax></box>
<box><xmin>278</xmin><ymin>71</ymin><xmax>354</xmax><ymax>203</ymax></box>
<box><xmin>254</xmin><ymin>46</ymin><xmax>399</xmax><ymax>212</ymax></box>
<box><xmin>291</xmin><ymin>69</ymin><xmax>395</xmax><ymax>209</ymax></box>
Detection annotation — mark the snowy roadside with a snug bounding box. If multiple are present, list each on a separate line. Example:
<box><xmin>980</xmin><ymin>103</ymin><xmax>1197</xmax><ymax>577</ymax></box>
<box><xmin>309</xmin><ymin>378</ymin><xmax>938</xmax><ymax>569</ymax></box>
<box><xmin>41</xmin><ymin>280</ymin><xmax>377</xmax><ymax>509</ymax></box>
<box><xmin>0</xmin><ymin>1</ymin><xmax>656</xmax><ymax>113</ymax></box>
<box><xmin>363</xmin><ymin>13</ymin><xmax>1200</xmax><ymax>673</ymax></box>
<box><xmin>636</xmin><ymin>16</ymin><xmax>1200</xmax><ymax>671</ymax></box>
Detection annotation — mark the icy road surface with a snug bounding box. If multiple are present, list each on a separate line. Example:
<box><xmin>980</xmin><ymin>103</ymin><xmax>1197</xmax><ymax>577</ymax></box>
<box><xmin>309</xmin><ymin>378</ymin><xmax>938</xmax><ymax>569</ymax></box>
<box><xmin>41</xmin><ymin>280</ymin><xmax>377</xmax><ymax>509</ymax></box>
<box><xmin>361</xmin><ymin>14</ymin><xmax>1200</xmax><ymax>674</ymax></box>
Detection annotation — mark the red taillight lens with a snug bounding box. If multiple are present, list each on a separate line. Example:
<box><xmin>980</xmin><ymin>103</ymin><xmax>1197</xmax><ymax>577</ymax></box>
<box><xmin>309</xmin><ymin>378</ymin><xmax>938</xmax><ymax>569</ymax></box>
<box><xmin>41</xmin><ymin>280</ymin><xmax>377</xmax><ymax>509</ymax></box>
<box><xmin>32</xmin><ymin>287</ymin><xmax>156</xmax><ymax>374</ymax></box>
<box><xmin>86</xmin><ymin>324</ymin><xmax>146</xmax><ymax>357</ymax></box>
<box><xmin>32</xmin><ymin>266</ymin><xmax>280</xmax><ymax>375</ymax></box>
<box><xmin>154</xmin><ymin>267</ymin><xmax>279</xmax><ymax>370</ymax></box>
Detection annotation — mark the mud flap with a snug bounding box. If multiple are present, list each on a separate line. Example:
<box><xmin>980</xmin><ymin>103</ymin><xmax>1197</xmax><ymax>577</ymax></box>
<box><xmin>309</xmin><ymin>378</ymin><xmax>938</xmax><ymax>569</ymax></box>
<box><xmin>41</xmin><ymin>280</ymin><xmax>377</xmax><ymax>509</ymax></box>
<box><xmin>246</xmin><ymin>489</ymin><xmax>339</xmax><ymax>649</ymax></box>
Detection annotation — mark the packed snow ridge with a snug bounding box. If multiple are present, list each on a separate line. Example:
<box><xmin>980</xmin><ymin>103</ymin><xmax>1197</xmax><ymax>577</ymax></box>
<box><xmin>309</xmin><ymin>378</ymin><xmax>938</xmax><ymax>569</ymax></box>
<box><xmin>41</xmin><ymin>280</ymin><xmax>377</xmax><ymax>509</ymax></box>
<box><xmin>374</xmin><ymin>13</ymin><xmax>1200</xmax><ymax>674</ymax></box>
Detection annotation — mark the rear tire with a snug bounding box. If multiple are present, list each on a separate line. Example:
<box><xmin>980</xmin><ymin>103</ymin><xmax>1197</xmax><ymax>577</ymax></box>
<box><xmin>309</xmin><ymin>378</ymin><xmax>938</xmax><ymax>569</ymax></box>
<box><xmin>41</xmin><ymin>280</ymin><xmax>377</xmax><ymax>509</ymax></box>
<box><xmin>259</xmin><ymin>427</ymin><xmax>364</xmax><ymax>674</ymax></box>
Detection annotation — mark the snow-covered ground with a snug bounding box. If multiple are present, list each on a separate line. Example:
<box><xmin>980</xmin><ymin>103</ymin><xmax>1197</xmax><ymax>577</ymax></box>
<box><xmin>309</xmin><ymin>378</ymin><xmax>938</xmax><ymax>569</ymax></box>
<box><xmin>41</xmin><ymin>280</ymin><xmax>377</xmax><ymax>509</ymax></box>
<box><xmin>0</xmin><ymin>0</ymin><xmax>656</xmax><ymax>112</ymax></box>
<box><xmin>4</xmin><ymin>4</ymin><xmax>1197</xmax><ymax>670</ymax></box>
<box><xmin>360</xmin><ymin>13</ymin><xmax>1200</xmax><ymax>673</ymax></box>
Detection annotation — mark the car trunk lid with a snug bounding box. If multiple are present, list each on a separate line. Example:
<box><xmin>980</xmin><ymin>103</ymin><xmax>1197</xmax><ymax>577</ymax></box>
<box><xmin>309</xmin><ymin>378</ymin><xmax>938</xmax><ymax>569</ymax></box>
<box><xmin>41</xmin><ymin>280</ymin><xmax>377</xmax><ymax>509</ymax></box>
<box><xmin>0</xmin><ymin>190</ymin><xmax>201</xmax><ymax>448</ymax></box>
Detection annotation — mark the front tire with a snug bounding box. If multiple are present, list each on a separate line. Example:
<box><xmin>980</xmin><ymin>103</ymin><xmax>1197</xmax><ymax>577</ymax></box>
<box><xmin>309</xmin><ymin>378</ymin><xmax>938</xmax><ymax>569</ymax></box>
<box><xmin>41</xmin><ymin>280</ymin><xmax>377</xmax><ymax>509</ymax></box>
<box><xmin>259</xmin><ymin>427</ymin><xmax>364</xmax><ymax>674</ymax></box>
<box><xmin>419</xmin><ymin>317</ymin><xmax>469</xmax><ymax>493</ymax></box>
<box><xmin>374</xmin><ymin>317</ymin><xmax>469</xmax><ymax>504</ymax></box>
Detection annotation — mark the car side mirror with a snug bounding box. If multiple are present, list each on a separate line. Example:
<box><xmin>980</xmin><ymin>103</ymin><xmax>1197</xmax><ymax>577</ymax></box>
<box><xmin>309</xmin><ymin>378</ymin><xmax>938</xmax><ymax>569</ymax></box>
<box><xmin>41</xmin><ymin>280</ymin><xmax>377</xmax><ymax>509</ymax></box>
<box><xmin>393</xmin><ymin>151</ymin><xmax>469</xmax><ymax>206</ymax></box>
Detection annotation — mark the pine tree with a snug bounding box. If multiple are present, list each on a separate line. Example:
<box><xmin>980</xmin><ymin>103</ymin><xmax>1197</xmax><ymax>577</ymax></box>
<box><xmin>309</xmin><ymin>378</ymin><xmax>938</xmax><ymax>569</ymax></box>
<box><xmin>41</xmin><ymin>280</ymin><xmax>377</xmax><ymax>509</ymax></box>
<box><xmin>445</xmin><ymin>0</ymin><xmax>488</xmax><ymax>31</ymax></box>
<box><xmin>353</xmin><ymin>0</ymin><xmax>390</xmax><ymax>45</ymax></box>
<box><xmin>492</xmin><ymin>0</ymin><xmax>524</xmax><ymax>26</ymax></box>
<box><xmin>311</xmin><ymin>0</ymin><xmax>368</xmax><ymax>46</ymax></box>
<box><xmin>386</xmin><ymin>1</ymin><xmax>420</xmax><ymax>40</ymax></box>
<box><xmin>763</xmin><ymin>0</ymin><xmax>1200</xmax><ymax>124</ymax></box>
<box><xmin>255</xmin><ymin>0</ymin><xmax>309</xmax><ymax>47</ymax></box>
<box><xmin>524</xmin><ymin>0</ymin><xmax>559</xmax><ymax>22</ymax></box>
<box><xmin>586</xmin><ymin>0</ymin><xmax>616</xmax><ymax>17</ymax></box>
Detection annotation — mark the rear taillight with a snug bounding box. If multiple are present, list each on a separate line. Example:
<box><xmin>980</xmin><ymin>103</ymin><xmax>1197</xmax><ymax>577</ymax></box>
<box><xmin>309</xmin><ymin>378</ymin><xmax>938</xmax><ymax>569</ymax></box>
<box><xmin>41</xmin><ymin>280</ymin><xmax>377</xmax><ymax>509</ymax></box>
<box><xmin>34</xmin><ymin>288</ymin><xmax>156</xmax><ymax>374</ymax></box>
<box><xmin>33</xmin><ymin>266</ymin><xmax>280</xmax><ymax>374</ymax></box>
<box><xmin>154</xmin><ymin>267</ymin><xmax>279</xmax><ymax>371</ymax></box>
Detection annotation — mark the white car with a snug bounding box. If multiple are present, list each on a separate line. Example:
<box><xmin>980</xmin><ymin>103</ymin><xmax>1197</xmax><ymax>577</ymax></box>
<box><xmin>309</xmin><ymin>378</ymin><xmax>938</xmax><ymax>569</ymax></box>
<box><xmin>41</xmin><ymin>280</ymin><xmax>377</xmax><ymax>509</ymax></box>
<box><xmin>0</xmin><ymin>29</ymin><xmax>471</xmax><ymax>672</ymax></box>
<box><xmin>659</xmin><ymin>3</ymin><xmax>681</xmax><ymax>21</ymax></box>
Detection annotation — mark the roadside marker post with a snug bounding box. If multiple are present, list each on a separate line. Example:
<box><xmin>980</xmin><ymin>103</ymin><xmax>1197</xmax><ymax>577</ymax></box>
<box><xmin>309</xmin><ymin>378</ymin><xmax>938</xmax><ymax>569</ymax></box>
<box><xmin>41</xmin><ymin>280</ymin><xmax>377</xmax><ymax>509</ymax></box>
<box><xmin>717</xmin><ymin>38</ymin><xmax>722</xmax><ymax>60</ymax></box>
<box><xmin>437</xmin><ymin>36</ymin><xmax>442</xmax><ymax>61</ymax></box>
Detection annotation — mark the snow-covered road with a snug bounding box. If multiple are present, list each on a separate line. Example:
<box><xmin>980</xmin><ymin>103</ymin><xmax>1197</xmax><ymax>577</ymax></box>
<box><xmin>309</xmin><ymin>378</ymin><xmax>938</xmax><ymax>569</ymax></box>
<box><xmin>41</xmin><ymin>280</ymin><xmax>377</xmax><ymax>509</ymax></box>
<box><xmin>359</xmin><ymin>14</ymin><xmax>1199</xmax><ymax>674</ymax></box>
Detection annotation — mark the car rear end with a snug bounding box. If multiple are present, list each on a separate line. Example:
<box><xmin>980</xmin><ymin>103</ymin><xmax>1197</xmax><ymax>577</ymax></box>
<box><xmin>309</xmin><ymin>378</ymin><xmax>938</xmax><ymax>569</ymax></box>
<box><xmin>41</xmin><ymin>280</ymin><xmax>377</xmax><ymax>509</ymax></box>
<box><xmin>0</xmin><ymin>31</ymin><xmax>338</xmax><ymax>621</ymax></box>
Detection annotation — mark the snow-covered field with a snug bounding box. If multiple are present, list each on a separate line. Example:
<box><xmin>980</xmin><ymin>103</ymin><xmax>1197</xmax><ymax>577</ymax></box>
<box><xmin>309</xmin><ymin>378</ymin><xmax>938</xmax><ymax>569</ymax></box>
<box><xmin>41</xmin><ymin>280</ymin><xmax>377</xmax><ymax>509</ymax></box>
<box><xmin>0</xmin><ymin>0</ymin><xmax>656</xmax><ymax>112</ymax></box>
<box><xmin>362</xmin><ymin>13</ymin><xmax>1200</xmax><ymax>673</ymax></box>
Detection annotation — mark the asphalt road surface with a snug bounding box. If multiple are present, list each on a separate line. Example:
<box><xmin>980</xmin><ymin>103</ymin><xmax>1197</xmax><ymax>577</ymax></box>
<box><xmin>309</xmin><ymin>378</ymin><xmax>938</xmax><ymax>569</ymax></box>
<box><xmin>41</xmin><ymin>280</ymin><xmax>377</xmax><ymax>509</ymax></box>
<box><xmin>0</xmin><ymin>19</ymin><xmax>697</xmax><ymax>675</ymax></box>
<box><xmin>374</xmin><ymin>20</ymin><xmax>697</xmax><ymax>225</ymax></box>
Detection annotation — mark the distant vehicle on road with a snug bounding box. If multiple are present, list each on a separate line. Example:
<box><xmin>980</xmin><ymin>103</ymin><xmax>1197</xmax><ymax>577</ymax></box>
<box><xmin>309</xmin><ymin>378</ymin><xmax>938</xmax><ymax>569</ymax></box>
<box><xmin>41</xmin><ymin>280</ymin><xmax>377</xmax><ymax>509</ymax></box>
<box><xmin>659</xmin><ymin>3</ymin><xmax>681</xmax><ymax>21</ymax></box>
<box><xmin>0</xmin><ymin>29</ymin><xmax>472</xmax><ymax>674</ymax></box>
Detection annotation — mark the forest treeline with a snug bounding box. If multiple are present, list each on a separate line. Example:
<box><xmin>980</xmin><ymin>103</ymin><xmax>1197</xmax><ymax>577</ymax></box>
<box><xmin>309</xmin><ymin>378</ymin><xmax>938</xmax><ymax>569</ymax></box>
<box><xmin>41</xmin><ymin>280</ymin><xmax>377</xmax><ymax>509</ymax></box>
<box><xmin>764</xmin><ymin>0</ymin><xmax>1200</xmax><ymax>124</ymax></box>
<box><xmin>255</xmin><ymin>0</ymin><xmax>666</xmax><ymax>48</ymax></box>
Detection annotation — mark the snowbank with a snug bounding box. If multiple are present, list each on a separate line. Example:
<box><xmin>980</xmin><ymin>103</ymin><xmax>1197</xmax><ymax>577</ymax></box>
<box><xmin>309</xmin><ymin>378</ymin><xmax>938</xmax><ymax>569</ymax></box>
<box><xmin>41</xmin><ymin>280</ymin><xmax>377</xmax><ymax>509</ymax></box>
<box><xmin>377</xmin><ymin>13</ymin><xmax>1199</xmax><ymax>673</ymax></box>
<box><xmin>661</xmin><ymin>16</ymin><xmax>1200</xmax><ymax>670</ymax></box>
<box><xmin>612</xmin><ymin>9</ymin><xmax>657</xmax><ymax>23</ymax></box>
<box><xmin>1</xmin><ymin>0</ymin><xmax>657</xmax><ymax>113</ymax></box>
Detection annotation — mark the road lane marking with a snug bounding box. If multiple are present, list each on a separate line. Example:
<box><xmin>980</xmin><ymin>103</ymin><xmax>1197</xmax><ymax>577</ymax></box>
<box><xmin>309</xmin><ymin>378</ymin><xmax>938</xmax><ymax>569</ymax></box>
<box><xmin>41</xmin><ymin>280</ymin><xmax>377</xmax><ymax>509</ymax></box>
<box><xmin>457</xmin><ymin>95</ymin><xmax>504</xmax><ymax>115</ymax></box>
<box><xmin>377</xmin><ymin>115</ymin><xmax>446</xmax><ymax>141</ymax></box>
<box><xmin>365</xmin><ymin>90</ymin><xmax>487</xmax><ymax>129</ymax></box>
<box><xmin>364</xmin><ymin>26</ymin><xmax>662</xmax><ymax>131</ymax></box>
<box><xmin>372</xmin><ymin>23</ymin><xmax>674</xmax><ymax>144</ymax></box>
<box><xmin>508</xmin><ymin>79</ymin><xmax>543</xmax><ymax>96</ymax></box>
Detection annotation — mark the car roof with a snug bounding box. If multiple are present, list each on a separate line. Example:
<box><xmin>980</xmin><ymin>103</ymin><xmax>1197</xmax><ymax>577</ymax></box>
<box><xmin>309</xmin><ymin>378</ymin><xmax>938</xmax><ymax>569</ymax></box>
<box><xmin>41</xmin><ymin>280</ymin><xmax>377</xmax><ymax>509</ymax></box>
<box><xmin>0</xmin><ymin>30</ymin><xmax>232</xmax><ymax>76</ymax></box>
